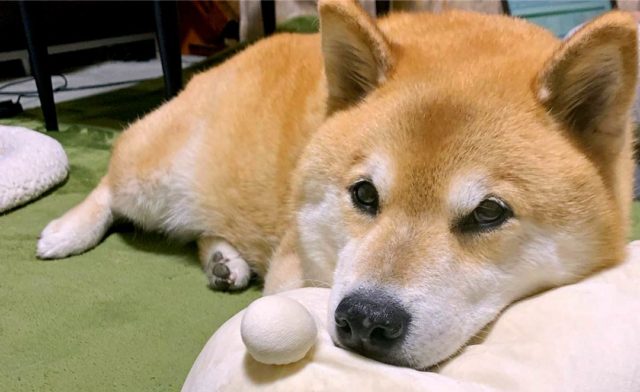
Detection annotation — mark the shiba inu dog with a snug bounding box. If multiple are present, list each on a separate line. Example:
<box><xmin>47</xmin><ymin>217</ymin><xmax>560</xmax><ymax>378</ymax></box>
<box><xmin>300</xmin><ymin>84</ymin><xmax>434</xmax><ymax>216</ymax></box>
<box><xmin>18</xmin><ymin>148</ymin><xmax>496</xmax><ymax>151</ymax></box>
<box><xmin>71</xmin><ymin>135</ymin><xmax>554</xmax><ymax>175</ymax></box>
<box><xmin>37</xmin><ymin>0</ymin><xmax>637</xmax><ymax>369</ymax></box>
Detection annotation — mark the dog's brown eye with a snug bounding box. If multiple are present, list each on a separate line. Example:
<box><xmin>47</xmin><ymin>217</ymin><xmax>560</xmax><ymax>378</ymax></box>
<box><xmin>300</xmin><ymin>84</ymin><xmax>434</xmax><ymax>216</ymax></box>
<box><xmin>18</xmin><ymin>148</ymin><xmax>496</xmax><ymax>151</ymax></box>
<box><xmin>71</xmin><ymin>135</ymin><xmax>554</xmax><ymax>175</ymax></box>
<box><xmin>350</xmin><ymin>180</ymin><xmax>379</xmax><ymax>215</ymax></box>
<box><xmin>474</xmin><ymin>199</ymin><xmax>505</xmax><ymax>224</ymax></box>
<box><xmin>458</xmin><ymin>197</ymin><xmax>512</xmax><ymax>233</ymax></box>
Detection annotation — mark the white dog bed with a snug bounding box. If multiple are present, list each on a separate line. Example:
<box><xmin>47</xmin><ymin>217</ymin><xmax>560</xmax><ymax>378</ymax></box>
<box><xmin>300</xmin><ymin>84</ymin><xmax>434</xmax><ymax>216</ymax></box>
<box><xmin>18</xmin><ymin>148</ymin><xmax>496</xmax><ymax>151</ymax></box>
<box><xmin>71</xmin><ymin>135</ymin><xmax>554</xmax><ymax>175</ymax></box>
<box><xmin>183</xmin><ymin>241</ymin><xmax>640</xmax><ymax>392</ymax></box>
<box><xmin>0</xmin><ymin>125</ymin><xmax>68</xmax><ymax>213</ymax></box>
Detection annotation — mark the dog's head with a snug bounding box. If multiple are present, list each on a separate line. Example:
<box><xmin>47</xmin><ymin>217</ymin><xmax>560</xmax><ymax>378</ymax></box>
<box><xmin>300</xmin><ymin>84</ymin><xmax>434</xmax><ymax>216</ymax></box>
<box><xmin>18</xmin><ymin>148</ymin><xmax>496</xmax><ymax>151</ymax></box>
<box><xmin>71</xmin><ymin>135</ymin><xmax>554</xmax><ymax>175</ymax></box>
<box><xmin>293</xmin><ymin>0</ymin><xmax>637</xmax><ymax>368</ymax></box>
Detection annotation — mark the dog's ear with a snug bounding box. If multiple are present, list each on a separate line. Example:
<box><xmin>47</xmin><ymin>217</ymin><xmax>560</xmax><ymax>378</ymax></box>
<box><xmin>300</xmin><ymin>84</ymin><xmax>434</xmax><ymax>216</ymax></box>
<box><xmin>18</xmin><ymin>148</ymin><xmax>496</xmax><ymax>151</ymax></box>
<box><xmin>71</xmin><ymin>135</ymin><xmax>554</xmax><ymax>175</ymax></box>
<box><xmin>319</xmin><ymin>0</ymin><xmax>393</xmax><ymax>113</ymax></box>
<box><xmin>536</xmin><ymin>11</ymin><xmax>638</xmax><ymax>158</ymax></box>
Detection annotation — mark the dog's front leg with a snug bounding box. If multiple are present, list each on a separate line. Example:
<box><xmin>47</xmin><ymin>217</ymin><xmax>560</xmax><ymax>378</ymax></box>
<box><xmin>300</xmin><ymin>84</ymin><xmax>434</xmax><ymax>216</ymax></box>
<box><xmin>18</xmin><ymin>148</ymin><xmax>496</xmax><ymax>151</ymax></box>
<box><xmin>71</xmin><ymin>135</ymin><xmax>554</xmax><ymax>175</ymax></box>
<box><xmin>263</xmin><ymin>229</ymin><xmax>304</xmax><ymax>294</ymax></box>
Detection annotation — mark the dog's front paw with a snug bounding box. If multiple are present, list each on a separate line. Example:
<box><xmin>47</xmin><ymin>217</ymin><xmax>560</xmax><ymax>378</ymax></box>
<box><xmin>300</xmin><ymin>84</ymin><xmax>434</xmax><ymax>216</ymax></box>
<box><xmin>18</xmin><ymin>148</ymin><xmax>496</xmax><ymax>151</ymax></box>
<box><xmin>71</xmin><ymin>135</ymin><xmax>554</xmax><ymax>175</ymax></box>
<box><xmin>204</xmin><ymin>250</ymin><xmax>251</xmax><ymax>291</ymax></box>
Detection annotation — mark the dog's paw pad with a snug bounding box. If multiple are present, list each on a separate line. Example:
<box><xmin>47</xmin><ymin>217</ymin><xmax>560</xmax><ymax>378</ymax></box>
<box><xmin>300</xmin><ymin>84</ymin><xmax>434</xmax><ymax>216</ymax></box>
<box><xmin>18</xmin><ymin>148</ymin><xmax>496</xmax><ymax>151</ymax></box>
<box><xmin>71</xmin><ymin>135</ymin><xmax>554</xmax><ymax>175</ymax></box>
<box><xmin>205</xmin><ymin>252</ymin><xmax>251</xmax><ymax>291</ymax></box>
<box><xmin>212</xmin><ymin>262</ymin><xmax>230</xmax><ymax>279</ymax></box>
<box><xmin>210</xmin><ymin>275</ymin><xmax>231</xmax><ymax>291</ymax></box>
<box><xmin>212</xmin><ymin>251</ymin><xmax>225</xmax><ymax>263</ymax></box>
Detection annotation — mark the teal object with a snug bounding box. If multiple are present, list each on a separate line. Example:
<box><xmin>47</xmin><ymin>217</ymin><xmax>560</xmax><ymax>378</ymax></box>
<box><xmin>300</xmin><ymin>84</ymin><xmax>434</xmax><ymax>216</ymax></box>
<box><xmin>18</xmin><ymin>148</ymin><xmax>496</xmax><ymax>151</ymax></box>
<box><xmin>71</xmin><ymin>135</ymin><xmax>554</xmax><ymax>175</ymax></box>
<box><xmin>507</xmin><ymin>1</ymin><xmax>613</xmax><ymax>37</ymax></box>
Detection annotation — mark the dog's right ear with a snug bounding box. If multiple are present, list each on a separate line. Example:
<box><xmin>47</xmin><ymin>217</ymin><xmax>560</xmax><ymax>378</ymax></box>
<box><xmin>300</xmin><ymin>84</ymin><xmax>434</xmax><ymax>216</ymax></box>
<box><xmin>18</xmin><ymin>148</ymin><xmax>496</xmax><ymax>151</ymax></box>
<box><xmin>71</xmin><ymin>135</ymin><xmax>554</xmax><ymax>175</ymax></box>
<box><xmin>319</xmin><ymin>0</ymin><xmax>394</xmax><ymax>114</ymax></box>
<box><xmin>536</xmin><ymin>11</ymin><xmax>638</xmax><ymax>159</ymax></box>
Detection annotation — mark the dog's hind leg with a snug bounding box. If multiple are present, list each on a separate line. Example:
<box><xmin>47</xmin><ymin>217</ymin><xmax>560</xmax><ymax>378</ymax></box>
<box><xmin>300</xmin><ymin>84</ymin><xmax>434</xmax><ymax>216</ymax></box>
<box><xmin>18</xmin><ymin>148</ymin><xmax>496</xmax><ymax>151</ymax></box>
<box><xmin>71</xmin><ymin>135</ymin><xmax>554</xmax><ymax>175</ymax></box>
<box><xmin>37</xmin><ymin>177</ymin><xmax>113</xmax><ymax>259</ymax></box>
<box><xmin>198</xmin><ymin>236</ymin><xmax>251</xmax><ymax>291</ymax></box>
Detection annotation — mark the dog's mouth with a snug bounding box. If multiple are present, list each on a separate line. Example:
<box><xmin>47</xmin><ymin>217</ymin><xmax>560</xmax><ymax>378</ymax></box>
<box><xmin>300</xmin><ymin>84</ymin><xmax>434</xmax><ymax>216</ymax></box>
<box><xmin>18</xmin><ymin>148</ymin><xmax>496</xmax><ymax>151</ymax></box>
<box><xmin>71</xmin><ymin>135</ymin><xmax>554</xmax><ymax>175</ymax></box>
<box><xmin>332</xmin><ymin>336</ymin><xmax>410</xmax><ymax>366</ymax></box>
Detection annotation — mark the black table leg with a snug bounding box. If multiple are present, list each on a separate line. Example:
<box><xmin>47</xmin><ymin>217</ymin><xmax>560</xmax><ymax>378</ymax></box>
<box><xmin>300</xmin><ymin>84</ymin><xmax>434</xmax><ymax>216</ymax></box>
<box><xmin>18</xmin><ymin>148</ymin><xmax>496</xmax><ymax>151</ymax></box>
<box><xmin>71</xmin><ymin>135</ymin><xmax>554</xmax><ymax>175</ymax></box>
<box><xmin>19</xmin><ymin>0</ymin><xmax>58</xmax><ymax>131</ymax></box>
<box><xmin>153</xmin><ymin>0</ymin><xmax>182</xmax><ymax>100</ymax></box>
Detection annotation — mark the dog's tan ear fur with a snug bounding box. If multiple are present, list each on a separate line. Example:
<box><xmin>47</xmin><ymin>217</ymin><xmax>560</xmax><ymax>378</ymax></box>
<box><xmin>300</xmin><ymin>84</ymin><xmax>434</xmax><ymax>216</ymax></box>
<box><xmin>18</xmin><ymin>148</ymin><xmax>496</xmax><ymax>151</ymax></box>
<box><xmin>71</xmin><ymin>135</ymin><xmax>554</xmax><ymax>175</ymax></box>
<box><xmin>536</xmin><ymin>11</ymin><xmax>638</xmax><ymax>158</ymax></box>
<box><xmin>319</xmin><ymin>0</ymin><xmax>393</xmax><ymax>113</ymax></box>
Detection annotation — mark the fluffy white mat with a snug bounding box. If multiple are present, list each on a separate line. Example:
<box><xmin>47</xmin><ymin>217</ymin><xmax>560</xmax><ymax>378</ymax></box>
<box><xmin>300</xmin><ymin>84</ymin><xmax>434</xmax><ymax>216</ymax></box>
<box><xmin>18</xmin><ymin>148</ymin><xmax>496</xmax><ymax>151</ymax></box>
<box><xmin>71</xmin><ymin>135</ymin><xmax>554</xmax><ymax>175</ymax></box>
<box><xmin>183</xmin><ymin>241</ymin><xmax>640</xmax><ymax>392</ymax></box>
<box><xmin>0</xmin><ymin>125</ymin><xmax>68</xmax><ymax>213</ymax></box>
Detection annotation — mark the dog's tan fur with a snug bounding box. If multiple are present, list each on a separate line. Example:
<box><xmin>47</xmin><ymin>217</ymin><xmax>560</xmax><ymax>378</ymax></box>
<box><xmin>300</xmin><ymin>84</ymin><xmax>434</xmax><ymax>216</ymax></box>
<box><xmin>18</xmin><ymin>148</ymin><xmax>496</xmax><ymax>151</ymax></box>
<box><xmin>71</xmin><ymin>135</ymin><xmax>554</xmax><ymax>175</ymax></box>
<box><xmin>38</xmin><ymin>0</ymin><xmax>637</xmax><ymax>368</ymax></box>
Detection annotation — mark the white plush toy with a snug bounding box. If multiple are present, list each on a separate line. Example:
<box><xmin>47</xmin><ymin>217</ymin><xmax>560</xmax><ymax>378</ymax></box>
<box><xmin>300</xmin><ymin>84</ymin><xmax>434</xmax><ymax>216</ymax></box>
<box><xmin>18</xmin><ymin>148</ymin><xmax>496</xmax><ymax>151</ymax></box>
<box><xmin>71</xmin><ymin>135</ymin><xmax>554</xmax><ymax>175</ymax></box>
<box><xmin>241</xmin><ymin>295</ymin><xmax>317</xmax><ymax>365</ymax></box>
<box><xmin>182</xmin><ymin>242</ymin><xmax>640</xmax><ymax>392</ymax></box>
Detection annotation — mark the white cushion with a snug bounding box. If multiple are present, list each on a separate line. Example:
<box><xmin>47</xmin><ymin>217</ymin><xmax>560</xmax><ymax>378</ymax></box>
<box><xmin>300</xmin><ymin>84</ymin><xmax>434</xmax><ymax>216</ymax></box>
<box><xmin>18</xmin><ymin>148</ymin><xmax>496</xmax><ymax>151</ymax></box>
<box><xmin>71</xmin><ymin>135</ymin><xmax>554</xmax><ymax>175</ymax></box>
<box><xmin>0</xmin><ymin>125</ymin><xmax>68</xmax><ymax>213</ymax></box>
<box><xmin>183</xmin><ymin>241</ymin><xmax>640</xmax><ymax>392</ymax></box>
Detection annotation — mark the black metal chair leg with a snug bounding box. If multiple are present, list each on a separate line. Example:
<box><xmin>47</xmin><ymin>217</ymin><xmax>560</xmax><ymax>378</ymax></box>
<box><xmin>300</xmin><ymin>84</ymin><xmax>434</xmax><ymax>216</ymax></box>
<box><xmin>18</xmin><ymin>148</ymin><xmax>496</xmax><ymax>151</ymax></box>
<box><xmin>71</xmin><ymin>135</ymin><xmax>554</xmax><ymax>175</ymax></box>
<box><xmin>376</xmin><ymin>0</ymin><xmax>391</xmax><ymax>17</ymax></box>
<box><xmin>153</xmin><ymin>0</ymin><xmax>182</xmax><ymax>100</ymax></box>
<box><xmin>261</xmin><ymin>0</ymin><xmax>276</xmax><ymax>36</ymax></box>
<box><xmin>19</xmin><ymin>1</ymin><xmax>58</xmax><ymax>131</ymax></box>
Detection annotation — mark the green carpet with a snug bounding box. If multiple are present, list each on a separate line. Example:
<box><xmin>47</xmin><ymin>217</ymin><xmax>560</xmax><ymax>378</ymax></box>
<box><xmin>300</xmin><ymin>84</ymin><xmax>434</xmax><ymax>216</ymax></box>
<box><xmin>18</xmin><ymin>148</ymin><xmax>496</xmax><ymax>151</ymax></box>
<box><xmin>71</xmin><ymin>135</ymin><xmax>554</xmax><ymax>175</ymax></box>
<box><xmin>3</xmin><ymin>18</ymin><xmax>640</xmax><ymax>389</ymax></box>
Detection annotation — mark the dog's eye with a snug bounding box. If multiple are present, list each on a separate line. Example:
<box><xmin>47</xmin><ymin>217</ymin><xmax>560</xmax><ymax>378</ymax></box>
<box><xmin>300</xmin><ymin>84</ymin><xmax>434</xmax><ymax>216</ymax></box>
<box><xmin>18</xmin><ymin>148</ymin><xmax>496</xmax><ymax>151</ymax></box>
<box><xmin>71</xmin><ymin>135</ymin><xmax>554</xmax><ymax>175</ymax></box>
<box><xmin>350</xmin><ymin>180</ymin><xmax>379</xmax><ymax>215</ymax></box>
<box><xmin>474</xmin><ymin>199</ymin><xmax>505</xmax><ymax>223</ymax></box>
<box><xmin>459</xmin><ymin>197</ymin><xmax>512</xmax><ymax>233</ymax></box>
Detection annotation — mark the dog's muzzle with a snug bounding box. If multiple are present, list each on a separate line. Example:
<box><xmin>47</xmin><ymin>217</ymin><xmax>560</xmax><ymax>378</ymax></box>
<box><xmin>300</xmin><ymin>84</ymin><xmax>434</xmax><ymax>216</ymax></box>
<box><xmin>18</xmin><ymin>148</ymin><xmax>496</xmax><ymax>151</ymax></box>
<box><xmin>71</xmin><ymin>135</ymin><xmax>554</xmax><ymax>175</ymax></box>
<box><xmin>334</xmin><ymin>289</ymin><xmax>410</xmax><ymax>362</ymax></box>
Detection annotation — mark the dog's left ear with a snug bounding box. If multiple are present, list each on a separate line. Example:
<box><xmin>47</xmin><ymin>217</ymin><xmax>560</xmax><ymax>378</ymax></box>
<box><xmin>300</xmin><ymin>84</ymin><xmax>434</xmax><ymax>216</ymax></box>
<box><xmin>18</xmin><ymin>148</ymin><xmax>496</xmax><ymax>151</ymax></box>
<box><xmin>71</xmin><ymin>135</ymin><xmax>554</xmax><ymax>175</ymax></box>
<box><xmin>536</xmin><ymin>11</ymin><xmax>638</xmax><ymax>157</ymax></box>
<box><xmin>319</xmin><ymin>0</ymin><xmax>394</xmax><ymax>114</ymax></box>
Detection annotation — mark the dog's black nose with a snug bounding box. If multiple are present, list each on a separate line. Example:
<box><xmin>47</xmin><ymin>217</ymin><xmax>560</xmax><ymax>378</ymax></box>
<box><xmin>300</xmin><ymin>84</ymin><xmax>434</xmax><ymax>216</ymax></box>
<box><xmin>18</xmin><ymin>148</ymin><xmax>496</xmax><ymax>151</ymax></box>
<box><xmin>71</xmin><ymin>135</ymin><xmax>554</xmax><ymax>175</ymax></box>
<box><xmin>334</xmin><ymin>290</ymin><xmax>410</xmax><ymax>357</ymax></box>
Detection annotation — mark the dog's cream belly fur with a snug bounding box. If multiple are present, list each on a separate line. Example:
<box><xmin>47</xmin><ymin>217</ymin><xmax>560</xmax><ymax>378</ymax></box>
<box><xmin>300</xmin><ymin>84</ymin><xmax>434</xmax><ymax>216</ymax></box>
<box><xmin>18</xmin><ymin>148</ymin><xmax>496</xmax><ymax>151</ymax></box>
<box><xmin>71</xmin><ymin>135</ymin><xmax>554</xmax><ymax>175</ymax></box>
<box><xmin>105</xmin><ymin>34</ymin><xmax>327</xmax><ymax>272</ymax></box>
